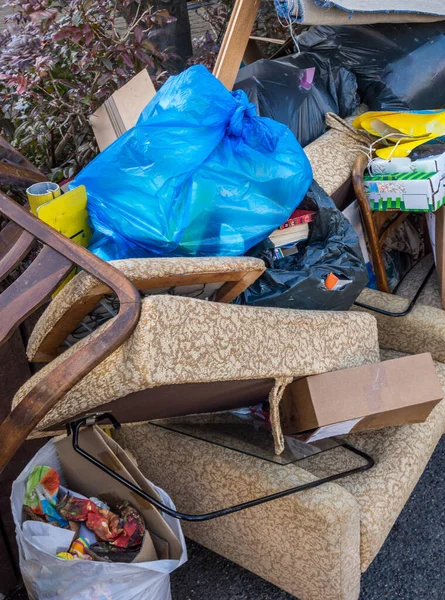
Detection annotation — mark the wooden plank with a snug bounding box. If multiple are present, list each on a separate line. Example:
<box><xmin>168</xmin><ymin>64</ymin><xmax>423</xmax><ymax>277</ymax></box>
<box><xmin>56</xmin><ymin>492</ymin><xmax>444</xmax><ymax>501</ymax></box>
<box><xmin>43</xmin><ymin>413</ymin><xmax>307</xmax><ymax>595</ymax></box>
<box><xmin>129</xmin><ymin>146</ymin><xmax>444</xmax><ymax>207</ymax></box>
<box><xmin>0</xmin><ymin>221</ymin><xmax>26</xmax><ymax>255</ymax></box>
<box><xmin>215</xmin><ymin>269</ymin><xmax>263</xmax><ymax>302</ymax></box>
<box><xmin>0</xmin><ymin>223</ymin><xmax>34</xmax><ymax>281</ymax></box>
<box><xmin>352</xmin><ymin>154</ymin><xmax>391</xmax><ymax>293</ymax></box>
<box><xmin>0</xmin><ymin>329</ymin><xmax>31</xmax><ymax>423</ymax></box>
<box><xmin>0</xmin><ymin>135</ymin><xmax>44</xmax><ymax>176</ymax></box>
<box><xmin>377</xmin><ymin>213</ymin><xmax>409</xmax><ymax>247</ymax></box>
<box><xmin>0</xmin><ymin>246</ymin><xmax>74</xmax><ymax>346</ymax></box>
<box><xmin>0</xmin><ymin>160</ymin><xmax>46</xmax><ymax>187</ymax></box>
<box><xmin>435</xmin><ymin>205</ymin><xmax>445</xmax><ymax>310</ymax></box>
<box><xmin>213</xmin><ymin>0</ymin><xmax>261</xmax><ymax>90</ymax></box>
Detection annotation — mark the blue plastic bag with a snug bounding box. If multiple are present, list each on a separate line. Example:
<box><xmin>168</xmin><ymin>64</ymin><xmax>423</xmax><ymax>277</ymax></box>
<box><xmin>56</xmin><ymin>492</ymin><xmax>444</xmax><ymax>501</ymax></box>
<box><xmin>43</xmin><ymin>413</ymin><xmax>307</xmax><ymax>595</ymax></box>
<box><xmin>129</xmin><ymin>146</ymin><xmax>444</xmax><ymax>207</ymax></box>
<box><xmin>73</xmin><ymin>65</ymin><xmax>313</xmax><ymax>260</ymax></box>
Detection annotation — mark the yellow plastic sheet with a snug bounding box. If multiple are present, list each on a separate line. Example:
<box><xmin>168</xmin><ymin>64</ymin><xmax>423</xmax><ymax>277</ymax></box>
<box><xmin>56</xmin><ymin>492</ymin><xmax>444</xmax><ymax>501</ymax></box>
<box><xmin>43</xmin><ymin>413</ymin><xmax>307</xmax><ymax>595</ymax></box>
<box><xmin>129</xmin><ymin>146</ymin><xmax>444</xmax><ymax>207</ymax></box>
<box><xmin>353</xmin><ymin>110</ymin><xmax>445</xmax><ymax>159</ymax></box>
<box><xmin>36</xmin><ymin>185</ymin><xmax>92</xmax><ymax>295</ymax></box>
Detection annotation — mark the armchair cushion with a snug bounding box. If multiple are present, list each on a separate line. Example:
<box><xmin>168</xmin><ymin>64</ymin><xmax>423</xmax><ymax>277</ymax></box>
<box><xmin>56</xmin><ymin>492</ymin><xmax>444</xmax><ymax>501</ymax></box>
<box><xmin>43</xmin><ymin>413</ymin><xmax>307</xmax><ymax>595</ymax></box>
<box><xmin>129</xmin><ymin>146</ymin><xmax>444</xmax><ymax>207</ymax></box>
<box><xmin>26</xmin><ymin>256</ymin><xmax>266</xmax><ymax>361</ymax></box>
<box><xmin>113</xmin><ymin>349</ymin><xmax>445</xmax><ymax>600</ymax></box>
<box><xmin>115</xmin><ymin>421</ymin><xmax>362</xmax><ymax>600</ymax></box>
<box><xmin>15</xmin><ymin>295</ymin><xmax>379</xmax><ymax>434</ymax></box>
<box><xmin>354</xmin><ymin>287</ymin><xmax>445</xmax><ymax>364</ymax></box>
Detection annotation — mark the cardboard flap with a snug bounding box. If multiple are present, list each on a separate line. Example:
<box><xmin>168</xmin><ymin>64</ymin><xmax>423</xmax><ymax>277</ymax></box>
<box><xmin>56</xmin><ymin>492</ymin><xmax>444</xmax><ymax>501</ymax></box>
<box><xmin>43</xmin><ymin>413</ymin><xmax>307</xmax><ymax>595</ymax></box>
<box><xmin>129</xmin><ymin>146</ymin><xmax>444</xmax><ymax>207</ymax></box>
<box><xmin>90</xmin><ymin>69</ymin><xmax>156</xmax><ymax>151</ymax></box>
<box><xmin>94</xmin><ymin>427</ymin><xmax>183</xmax><ymax>560</ymax></box>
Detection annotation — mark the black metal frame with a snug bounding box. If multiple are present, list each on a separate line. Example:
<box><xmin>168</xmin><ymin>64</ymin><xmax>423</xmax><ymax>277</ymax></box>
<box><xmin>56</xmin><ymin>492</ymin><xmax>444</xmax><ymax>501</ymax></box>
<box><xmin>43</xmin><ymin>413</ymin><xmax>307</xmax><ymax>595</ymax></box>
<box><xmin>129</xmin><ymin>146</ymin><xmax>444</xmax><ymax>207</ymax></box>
<box><xmin>354</xmin><ymin>263</ymin><xmax>434</xmax><ymax>318</ymax></box>
<box><xmin>66</xmin><ymin>413</ymin><xmax>375</xmax><ymax>522</ymax></box>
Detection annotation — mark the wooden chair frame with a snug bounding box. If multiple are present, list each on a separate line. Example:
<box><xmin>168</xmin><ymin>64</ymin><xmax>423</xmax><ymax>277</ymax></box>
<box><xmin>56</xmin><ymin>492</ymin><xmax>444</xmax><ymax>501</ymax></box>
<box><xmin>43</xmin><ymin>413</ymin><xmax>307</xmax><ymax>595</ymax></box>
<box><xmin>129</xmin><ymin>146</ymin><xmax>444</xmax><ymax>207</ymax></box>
<box><xmin>0</xmin><ymin>190</ymin><xmax>141</xmax><ymax>474</ymax></box>
<box><xmin>33</xmin><ymin>261</ymin><xmax>264</xmax><ymax>363</ymax></box>
<box><xmin>213</xmin><ymin>0</ymin><xmax>262</xmax><ymax>90</ymax></box>
<box><xmin>353</xmin><ymin>153</ymin><xmax>445</xmax><ymax>309</ymax></box>
<box><xmin>0</xmin><ymin>137</ymin><xmax>264</xmax><ymax>472</ymax></box>
<box><xmin>352</xmin><ymin>153</ymin><xmax>411</xmax><ymax>293</ymax></box>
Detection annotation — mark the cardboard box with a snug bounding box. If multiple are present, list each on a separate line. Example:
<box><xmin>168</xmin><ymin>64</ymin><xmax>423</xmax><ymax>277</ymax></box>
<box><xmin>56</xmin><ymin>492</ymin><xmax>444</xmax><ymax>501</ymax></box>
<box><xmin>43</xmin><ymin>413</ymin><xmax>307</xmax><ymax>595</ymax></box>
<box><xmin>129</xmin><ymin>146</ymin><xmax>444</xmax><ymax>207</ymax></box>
<box><xmin>364</xmin><ymin>170</ymin><xmax>445</xmax><ymax>212</ymax></box>
<box><xmin>90</xmin><ymin>69</ymin><xmax>156</xmax><ymax>151</ymax></box>
<box><xmin>280</xmin><ymin>354</ymin><xmax>443</xmax><ymax>442</ymax></box>
<box><xmin>371</xmin><ymin>152</ymin><xmax>445</xmax><ymax>176</ymax></box>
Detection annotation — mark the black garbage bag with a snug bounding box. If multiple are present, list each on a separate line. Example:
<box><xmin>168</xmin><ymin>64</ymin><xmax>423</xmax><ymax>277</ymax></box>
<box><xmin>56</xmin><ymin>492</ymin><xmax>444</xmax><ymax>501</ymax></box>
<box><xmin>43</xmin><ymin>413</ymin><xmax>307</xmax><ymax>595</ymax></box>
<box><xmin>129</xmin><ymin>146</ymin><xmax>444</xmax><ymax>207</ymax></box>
<box><xmin>234</xmin><ymin>55</ymin><xmax>358</xmax><ymax>147</ymax></box>
<box><xmin>236</xmin><ymin>181</ymin><xmax>368</xmax><ymax>311</ymax></box>
<box><xmin>297</xmin><ymin>23</ymin><xmax>445</xmax><ymax>111</ymax></box>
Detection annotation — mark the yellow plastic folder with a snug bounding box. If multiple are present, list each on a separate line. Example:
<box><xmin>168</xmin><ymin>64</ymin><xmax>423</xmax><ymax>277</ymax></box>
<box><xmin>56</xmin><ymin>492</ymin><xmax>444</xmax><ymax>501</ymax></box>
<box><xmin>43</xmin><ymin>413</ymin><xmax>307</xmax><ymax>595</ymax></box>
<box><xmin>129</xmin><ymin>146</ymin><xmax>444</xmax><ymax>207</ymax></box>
<box><xmin>36</xmin><ymin>185</ymin><xmax>92</xmax><ymax>294</ymax></box>
<box><xmin>353</xmin><ymin>110</ymin><xmax>445</xmax><ymax>159</ymax></box>
<box><xmin>36</xmin><ymin>185</ymin><xmax>92</xmax><ymax>247</ymax></box>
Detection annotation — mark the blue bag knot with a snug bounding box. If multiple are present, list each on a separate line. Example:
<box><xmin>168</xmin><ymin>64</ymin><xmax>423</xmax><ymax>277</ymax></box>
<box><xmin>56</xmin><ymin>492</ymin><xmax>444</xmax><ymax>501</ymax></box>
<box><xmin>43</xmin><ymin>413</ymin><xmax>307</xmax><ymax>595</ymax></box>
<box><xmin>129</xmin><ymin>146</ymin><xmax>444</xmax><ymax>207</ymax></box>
<box><xmin>228</xmin><ymin>90</ymin><xmax>278</xmax><ymax>152</ymax></box>
<box><xmin>228</xmin><ymin>91</ymin><xmax>257</xmax><ymax>137</ymax></box>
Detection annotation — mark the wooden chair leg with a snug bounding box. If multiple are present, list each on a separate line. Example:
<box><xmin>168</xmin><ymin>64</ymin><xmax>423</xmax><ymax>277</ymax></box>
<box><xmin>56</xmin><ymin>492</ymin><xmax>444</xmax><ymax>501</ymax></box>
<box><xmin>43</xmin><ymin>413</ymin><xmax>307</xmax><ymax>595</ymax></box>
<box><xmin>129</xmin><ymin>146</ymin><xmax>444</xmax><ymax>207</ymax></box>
<box><xmin>352</xmin><ymin>154</ymin><xmax>391</xmax><ymax>293</ymax></box>
<box><xmin>213</xmin><ymin>0</ymin><xmax>261</xmax><ymax>90</ymax></box>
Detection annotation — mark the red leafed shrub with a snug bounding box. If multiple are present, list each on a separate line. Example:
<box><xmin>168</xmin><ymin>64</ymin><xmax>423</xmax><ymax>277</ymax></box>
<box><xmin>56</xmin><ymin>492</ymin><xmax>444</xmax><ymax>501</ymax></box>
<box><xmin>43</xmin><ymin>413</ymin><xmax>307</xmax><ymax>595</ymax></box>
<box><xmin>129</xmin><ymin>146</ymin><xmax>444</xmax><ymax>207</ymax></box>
<box><xmin>188</xmin><ymin>0</ymin><xmax>287</xmax><ymax>70</ymax></box>
<box><xmin>0</xmin><ymin>0</ymin><xmax>287</xmax><ymax>180</ymax></box>
<box><xmin>0</xmin><ymin>0</ymin><xmax>177</xmax><ymax>179</ymax></box>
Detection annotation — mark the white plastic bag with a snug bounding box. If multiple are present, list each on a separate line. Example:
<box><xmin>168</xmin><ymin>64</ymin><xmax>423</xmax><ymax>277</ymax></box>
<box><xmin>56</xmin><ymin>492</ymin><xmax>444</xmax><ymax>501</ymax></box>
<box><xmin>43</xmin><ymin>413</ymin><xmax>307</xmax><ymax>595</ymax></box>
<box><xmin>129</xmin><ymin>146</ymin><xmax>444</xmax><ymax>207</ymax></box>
<box><xmin>11</xmin><ymin>439</ymin><xmax>187</xmax><ymax>600</ymax></box>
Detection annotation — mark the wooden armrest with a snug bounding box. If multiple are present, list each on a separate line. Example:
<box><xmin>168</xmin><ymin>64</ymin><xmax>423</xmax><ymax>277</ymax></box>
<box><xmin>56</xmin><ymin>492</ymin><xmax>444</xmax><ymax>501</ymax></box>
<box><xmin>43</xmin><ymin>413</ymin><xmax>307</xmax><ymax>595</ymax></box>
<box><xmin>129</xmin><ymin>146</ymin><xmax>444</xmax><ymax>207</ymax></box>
<box><xmin>0</xmin><ymin>135</ymin><xmax>46</xmax><ymax>187</ymax></box>
<box><xmin>0</xmin><ymin>222</ymin><xmax>34</xmax><ymax>280</ymax></box>
<box><xmin>0</xmin><ymin>193</ymin><xmax>141</xmax><ymax>474</ymax></box>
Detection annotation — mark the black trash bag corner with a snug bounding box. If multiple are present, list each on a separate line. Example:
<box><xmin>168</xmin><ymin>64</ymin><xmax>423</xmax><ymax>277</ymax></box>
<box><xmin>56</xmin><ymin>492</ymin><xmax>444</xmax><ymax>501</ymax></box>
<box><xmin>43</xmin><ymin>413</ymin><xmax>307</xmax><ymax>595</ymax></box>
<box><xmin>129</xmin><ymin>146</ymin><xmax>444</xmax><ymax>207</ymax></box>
<box><xmin>234</xmin><ymin>55</ymin><xmax>359</xmax><ymax>148</ymax></box>
<box><xmin>297</xmin><ymin>23</ymin><xmax>445</xmax><ymax>111</ymax></box>
<box><xmin>236</xmin><ymin>181</ymin><xmax>368</xmax><ymax>311</ymax></box>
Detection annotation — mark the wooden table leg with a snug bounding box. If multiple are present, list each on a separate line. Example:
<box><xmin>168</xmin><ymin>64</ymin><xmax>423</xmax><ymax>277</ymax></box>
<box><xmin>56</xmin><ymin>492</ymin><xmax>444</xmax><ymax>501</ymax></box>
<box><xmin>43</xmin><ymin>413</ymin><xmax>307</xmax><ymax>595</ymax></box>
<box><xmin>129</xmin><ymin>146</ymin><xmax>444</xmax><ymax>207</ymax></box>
<box><xmin>213</xmin><ymin>0</ymin><xmax>261</xmax><ymax>90</ymax></box>
<box><xmin>352</xmin><ymin>155</ymin><xmax>391</xmax><ymax>293</ymax></box>
<box><xmin>434</xmin><ymin>206</ymin><xmax>445</xmax><ymax>309</ymax></box>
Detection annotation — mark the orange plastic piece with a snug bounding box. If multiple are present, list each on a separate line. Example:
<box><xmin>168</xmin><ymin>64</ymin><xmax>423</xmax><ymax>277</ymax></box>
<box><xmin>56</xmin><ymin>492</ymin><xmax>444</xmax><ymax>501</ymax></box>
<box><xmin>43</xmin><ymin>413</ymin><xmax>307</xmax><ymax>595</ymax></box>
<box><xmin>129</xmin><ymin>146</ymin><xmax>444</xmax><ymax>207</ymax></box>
<box><xmin>325</xmin><ymin>273</ymin><xmax>339</xmax><ymax>290</ymax></box>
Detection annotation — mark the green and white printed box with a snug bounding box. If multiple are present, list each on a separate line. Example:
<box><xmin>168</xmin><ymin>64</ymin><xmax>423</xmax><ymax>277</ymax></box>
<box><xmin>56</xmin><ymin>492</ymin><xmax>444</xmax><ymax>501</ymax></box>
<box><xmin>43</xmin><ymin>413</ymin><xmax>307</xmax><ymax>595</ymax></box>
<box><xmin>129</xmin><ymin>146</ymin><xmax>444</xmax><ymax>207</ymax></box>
<box><xmin>364</xmin><ymin>171</ymin><xmax>445</xmax><ymax>212</ymax></box>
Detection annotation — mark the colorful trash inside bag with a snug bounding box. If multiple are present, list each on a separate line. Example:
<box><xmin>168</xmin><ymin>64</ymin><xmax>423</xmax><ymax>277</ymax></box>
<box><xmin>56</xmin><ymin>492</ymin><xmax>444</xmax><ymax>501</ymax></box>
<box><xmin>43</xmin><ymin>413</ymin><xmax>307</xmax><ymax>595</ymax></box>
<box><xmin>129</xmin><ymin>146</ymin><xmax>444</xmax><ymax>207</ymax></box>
<box><xmin>12</xmin><ymin>440</ymin><xmax>187</xmax><ymax>600</ymax></box>
<box><xmin>73</xmin><ymin>65</ymin><xmax>313</xmax><ymax>260</ymax></box>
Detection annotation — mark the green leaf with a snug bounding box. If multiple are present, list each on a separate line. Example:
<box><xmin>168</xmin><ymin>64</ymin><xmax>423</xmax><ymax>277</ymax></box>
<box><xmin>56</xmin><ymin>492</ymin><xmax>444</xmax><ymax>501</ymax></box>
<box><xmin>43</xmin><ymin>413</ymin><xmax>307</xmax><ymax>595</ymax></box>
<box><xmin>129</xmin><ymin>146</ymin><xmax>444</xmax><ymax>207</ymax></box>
<box><xmin>102</xmin><ymin>57</ymin><xmax>113</xmax><ymax>70</ymax></box>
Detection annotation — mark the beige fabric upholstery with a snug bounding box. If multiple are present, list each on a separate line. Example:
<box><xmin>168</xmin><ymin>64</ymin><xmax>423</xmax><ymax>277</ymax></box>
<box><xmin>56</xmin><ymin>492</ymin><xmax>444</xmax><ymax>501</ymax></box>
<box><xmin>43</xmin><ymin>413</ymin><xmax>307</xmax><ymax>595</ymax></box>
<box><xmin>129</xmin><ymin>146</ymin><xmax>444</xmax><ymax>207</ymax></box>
<box><xmin>115</xmin><ymin>422</ymin><xmax>362</xmax><ymax>600</ymax></box>
<box><xmin>395</xmin><ymin>255</ymin><xmax>440</xmax><ymax>309</ymax></box>
<box><xmin>26</xmin><ymin>256</ymin><xmax>266</xmax><ymax>361</ymax></box>
<box><xmin>17</xmin><ymin>256</ymin><xmax>445</xmax><ymax>599</ymax></box>
<box><xmin>305</xmin><ymin>351</ymin><xmax>445</xmax><ymax>571</ymax></box>
<box><xmin>347</xmin><ymin>280</ymin><xmax>445</xmax><ymax>568</ymax></box>
<box><xmin>304</xmin><ymin>110</ymin><xmax>369</xmax><ymax>196</ymax></box>
<box><xmin>354</xmin><ymin>287</ymin><xmax>445</xmax><ymax>364</ymax></box>
<box><xmin>417</xmin><ymin>270</ymin><xmax>442</xmax><ymax>309</ymax></box>
<box><xmin>114</xmin><ymin>352</ymin><xmax>445</xmax><ymax>600</ymax></box>
<box><xmin>15</xmin><ymin>295</ymin><xmax>379</xmax><ymax>433</ymax></box>
<box><xmin>112</xmin><ymin>289</ymin><xmax>445</xmax><ymax>599</ymax></box>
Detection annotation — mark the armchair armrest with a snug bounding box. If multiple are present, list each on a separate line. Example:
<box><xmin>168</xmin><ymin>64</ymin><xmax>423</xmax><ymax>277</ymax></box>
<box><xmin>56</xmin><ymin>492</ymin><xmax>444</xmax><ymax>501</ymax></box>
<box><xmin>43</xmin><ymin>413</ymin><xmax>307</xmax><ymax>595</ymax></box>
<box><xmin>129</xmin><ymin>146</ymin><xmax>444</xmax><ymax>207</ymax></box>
<box><xmin>353</xmin><ymin>287</ymin><xmax>445</xmax><ymax>363</ymax></box>
<box><xmin>116</xmin><ymin>422</ymin><xmax>362</xmax><ymax>600</ymax></box>
<box><xmin>0</xmin><ymin>194</ymin><xmax>141</xmax><ymax>474</ymax></box>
